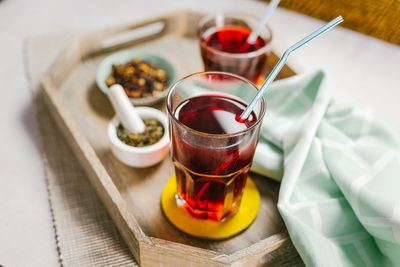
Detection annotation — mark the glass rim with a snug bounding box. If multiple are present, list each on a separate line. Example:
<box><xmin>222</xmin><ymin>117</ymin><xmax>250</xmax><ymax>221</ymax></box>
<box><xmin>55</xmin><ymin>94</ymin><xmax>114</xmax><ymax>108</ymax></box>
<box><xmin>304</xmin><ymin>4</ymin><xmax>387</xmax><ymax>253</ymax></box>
<box><xmin>166</xmin><ymin>71</ymin><xmax>266</xmax><ymax>138</ymax></box>
<box><xmin>196</xmin><ymin>13</ymin><xmax>273</xmax><ymax>59</ymax></box>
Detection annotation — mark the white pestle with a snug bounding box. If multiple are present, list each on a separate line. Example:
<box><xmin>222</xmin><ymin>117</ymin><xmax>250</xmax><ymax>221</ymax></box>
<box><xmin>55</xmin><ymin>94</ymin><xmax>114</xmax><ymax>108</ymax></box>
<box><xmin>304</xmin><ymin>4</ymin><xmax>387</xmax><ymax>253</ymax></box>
<box><xmin>107</xmin><ymin>84</ymin><xmax>146</xmax><ymax>134</ymax></box>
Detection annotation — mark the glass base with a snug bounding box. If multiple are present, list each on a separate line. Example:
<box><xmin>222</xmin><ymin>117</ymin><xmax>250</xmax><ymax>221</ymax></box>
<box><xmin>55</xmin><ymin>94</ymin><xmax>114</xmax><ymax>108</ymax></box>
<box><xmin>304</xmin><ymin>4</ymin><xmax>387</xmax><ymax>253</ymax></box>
<box><xmin>175</xmin><ymin>193</ymin><xmax>238</xmax><ymax>221</ymax></box>
<box><xmin>162</xmin><ymin>175</ymin><xmax>260</xmax><ymax>239</ymax></box>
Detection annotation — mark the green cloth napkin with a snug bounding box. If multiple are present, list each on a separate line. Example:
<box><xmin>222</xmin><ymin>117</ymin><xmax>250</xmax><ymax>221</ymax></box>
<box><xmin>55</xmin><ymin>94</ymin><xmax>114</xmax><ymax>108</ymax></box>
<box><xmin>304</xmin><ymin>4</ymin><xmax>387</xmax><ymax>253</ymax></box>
<box><xmin>252</xmin><ymin>71</ymin><xmax>400</xmax><ymax>266</ymax></box>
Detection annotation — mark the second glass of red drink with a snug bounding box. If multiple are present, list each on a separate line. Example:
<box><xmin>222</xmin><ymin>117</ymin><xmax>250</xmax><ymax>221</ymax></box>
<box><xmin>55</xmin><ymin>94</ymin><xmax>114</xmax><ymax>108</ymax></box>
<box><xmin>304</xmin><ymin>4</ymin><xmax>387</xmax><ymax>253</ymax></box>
<box><xmin>167</xmin><ymin>72</ymin><xmax>266</xmax><ymax>221</ymax></box>
<box><xmin>197</xmin><ymin>14</ymin><xmax>272</xmax><ymax>84</ymax></box>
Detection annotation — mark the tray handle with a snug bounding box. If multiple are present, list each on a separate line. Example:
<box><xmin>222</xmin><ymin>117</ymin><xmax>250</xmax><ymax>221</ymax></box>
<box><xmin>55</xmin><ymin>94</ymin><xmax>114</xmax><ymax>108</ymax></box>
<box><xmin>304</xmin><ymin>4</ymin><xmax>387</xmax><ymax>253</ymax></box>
<box><xmin>82</xmin><ymin>17</ymin><xmax>170</xmax><ymax>57</ymax></box>
<box><xmin>100</xmin><ymin>21</ymin><xmax>165</xmax><ymax>50</ymax></box>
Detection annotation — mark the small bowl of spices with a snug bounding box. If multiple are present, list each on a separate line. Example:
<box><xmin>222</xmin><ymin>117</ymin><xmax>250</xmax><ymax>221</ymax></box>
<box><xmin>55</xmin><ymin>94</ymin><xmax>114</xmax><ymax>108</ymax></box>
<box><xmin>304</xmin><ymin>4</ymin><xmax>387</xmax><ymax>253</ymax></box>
<box><xmin>97</xmin><ymin>50</ymin><xmax>176</xmax><ymax>105</ymax></box>
<box><xmin>108</xmin><ymin>107</ymin><xmax>169</xmax><ymax>168</ymax></box>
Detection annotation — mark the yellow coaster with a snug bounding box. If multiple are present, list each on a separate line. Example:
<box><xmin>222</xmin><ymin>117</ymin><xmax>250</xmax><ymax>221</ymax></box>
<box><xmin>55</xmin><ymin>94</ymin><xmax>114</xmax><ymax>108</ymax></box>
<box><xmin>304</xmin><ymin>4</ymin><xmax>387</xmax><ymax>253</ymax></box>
<box><xmin>161</xmin><ymin>175</ymin><xmax>260</xmax><ymax>240</ymax></box>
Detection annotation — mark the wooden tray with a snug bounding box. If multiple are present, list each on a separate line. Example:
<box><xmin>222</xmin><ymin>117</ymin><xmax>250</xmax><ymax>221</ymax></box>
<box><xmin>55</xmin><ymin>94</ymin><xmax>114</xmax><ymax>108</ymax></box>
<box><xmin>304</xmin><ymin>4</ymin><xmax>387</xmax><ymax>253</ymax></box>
<box><xmin>41</xmin><ymin>11</ymin><xmax>301</xmax><ymax>266</ymax></box>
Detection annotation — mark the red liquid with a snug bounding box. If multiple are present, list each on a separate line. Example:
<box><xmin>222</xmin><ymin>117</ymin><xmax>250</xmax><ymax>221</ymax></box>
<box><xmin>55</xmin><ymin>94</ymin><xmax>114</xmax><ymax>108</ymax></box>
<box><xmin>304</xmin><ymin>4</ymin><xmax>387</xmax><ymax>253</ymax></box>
<box><xmin>200</xmin><ymin>26</ymin><xmax>268</xmax><ymax>83</ymax></box>
<box><xmin>171</xmin><ymin>95</ymin><xmax>258</xmax><ymax>220</ymax></box>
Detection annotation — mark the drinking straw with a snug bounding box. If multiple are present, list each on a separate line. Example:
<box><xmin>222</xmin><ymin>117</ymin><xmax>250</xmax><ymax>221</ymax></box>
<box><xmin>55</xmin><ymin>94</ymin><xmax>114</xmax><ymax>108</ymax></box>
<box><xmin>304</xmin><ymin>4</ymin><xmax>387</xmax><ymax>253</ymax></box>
<box><xmin>240</xmin><ymin>16</ymin><xmax>343</xmax><ymax>120</ymax></box>
<box><xmin>247</xmin><ymin>0</ymin><xmax>281</xmax><ymax>44</ymax></box>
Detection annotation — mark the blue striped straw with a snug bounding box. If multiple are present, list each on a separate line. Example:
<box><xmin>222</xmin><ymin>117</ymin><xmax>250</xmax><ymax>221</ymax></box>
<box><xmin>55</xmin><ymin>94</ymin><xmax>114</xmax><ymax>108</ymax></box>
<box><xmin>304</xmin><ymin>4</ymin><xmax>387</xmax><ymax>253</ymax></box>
<box><xmin>240</xmin><ymin>16</ymin><xmax>343</xmax><ymax>120</ymax></box>
<box><xmin>247</xmin><ymin>0</ymin><xmax>281</xmax><ymax>44</ymax></box>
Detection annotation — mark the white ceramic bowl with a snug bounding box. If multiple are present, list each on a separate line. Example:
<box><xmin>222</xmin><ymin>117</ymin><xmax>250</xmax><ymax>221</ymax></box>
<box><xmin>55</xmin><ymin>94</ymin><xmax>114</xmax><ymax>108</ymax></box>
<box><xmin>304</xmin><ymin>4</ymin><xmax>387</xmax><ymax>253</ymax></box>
<box><xmin>107</xmin><ymin>107</ymin><xmax>169</xmax><ymax>168</ymax></box>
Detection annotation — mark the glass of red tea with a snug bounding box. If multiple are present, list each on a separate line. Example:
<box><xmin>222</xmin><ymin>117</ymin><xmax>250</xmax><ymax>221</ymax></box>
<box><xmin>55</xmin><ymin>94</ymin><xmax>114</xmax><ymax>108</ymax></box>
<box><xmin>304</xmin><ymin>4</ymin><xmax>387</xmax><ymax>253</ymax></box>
<box><xmin>166</xmin><ymin>72</ymin><xmax>266</xmax><ymax>221</ymax></box>
<box><xmin>197</xmin><ymin>14</ymin><xmax>272</xmax><ymax>84</ymax></box>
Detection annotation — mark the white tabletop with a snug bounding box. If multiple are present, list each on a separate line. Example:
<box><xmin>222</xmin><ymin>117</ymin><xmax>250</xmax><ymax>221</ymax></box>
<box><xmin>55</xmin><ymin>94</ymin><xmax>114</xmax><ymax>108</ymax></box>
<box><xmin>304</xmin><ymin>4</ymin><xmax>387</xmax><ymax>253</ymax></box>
<box><xmin>0</xmin><ymin>0</ymin><xmax>399</xmax><ymax>266</ymax></box>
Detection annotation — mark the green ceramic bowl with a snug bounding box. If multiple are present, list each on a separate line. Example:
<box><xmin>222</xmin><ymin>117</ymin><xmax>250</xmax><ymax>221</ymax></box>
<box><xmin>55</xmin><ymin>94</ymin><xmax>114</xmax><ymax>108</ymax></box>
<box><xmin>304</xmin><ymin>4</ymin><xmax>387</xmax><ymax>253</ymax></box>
<box><xmin>96</xmin><ymin>49</ymin><xmax>176</xmax><ymax>105</ymax></box>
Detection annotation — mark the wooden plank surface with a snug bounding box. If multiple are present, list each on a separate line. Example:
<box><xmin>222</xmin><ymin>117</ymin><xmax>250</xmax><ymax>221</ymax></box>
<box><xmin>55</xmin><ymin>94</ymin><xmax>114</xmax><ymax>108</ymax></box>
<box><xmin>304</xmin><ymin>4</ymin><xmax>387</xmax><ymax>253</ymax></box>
<box><xmin>273</xmin><ymin>0</ymin><xmax>400</xmax><ymax>44</ymax></box>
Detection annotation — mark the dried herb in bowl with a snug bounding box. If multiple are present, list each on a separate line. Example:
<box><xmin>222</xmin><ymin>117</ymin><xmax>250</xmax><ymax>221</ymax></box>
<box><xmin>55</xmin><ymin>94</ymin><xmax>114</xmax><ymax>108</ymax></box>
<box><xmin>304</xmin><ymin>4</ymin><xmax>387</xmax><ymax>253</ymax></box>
<box><xmin>106</xmin><ymin>58</ymin><xmax>168</xmax><ymax>98</ymax></box>
<box><xmin>117</xmin><ymin>119</ymin><xmax>164</xmax><ymax>147</ymax></box>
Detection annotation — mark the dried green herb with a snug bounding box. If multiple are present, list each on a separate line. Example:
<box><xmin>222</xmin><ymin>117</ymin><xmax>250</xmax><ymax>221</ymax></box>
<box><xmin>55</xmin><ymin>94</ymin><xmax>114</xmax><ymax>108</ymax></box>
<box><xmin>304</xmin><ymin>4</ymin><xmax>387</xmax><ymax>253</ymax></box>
<box><xmin>117</xmin><ymin>119</ymin><xmax>164</xmax><ymax>147</ymax></box>
<box><xmin>106</xmin><ymin>57</ymin><xmax>168</xmax><ymax>98</ymax></box>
